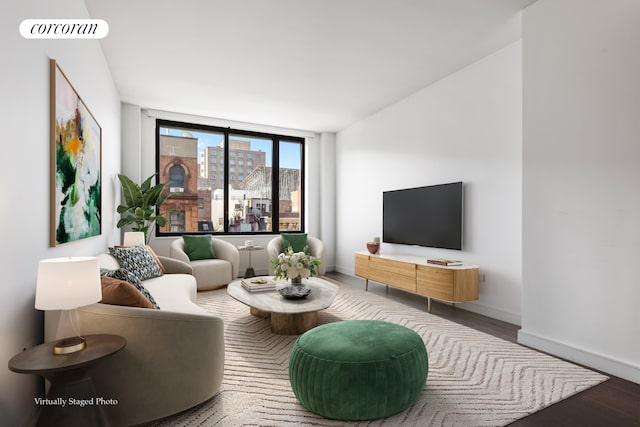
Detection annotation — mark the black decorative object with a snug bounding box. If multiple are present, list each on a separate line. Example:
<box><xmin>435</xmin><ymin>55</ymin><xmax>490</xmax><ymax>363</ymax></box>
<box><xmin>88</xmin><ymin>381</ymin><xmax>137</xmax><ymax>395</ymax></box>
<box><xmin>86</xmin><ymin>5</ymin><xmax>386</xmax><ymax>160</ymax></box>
<box><xmin>278</xmin><ymin>286</ymin><xmax>311</xmax><ymax>299</ymax></box>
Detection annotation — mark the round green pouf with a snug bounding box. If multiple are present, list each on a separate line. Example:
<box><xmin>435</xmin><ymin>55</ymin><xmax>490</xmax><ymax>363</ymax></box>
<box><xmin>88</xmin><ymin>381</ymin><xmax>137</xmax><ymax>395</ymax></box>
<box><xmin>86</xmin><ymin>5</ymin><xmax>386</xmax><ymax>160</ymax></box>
<box><xmin>288</xmin><ymin>320</ymin><xmax>428</xmax><ymax>421</ymax></box>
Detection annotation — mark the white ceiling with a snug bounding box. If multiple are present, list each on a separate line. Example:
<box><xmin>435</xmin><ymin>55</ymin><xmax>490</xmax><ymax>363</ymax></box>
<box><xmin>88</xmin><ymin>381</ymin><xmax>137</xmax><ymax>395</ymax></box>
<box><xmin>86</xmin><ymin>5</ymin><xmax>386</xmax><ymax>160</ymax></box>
<box><xmin>85</xmin><ymin>0</ymin><xmax>536</xmax><ymax>133</ymax></box>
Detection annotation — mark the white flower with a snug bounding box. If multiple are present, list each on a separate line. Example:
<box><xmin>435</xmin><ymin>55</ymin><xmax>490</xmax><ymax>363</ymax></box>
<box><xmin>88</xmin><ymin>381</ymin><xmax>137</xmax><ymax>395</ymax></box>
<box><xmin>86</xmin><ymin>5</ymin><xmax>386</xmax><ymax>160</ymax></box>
<box><xmin>270</xmin><ymin>246</ymin><xmax>320</xmax><ymax>281</ymax></box>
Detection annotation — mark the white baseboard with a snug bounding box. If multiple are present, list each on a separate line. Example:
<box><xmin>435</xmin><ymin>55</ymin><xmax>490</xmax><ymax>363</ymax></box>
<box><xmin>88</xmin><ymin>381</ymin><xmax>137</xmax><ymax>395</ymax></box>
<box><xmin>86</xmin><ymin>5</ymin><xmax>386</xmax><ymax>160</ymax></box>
<box><xmin>456</xmin><ymin>301</ymin><xmax>521</xmax><ymax>326</ymax></box>
<box><xmin>518</xmin><ymin>329</ymin><xmax>640</xmax><ymax>384</ymax></box>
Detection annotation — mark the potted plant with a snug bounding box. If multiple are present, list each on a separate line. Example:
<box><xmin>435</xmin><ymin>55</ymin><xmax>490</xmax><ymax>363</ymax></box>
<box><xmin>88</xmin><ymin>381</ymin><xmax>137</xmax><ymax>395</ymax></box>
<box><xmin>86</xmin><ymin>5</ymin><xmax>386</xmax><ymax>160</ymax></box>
<box><xmin>116</xmin><ymin>173</ymin><xmax>171</xmax><ymax>243</ymax></box>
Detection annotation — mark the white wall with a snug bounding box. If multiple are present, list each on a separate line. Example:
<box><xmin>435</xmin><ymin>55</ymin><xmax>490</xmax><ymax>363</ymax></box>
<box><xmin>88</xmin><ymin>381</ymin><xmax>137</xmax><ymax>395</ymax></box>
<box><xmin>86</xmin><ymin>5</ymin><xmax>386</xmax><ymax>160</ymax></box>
<box><xmin>335</xmin><ymin>41</ymin><xmax>523</xmax><ymax>324</ymax></box>
<box><xmin>0</xmin><ymin>1</ymin><xmax>121</xmax><ymax>424</ymax></box>
<box><xmin>319</xmin><ymin>132</ymin><xmax>337</xmax><ymax>271</ymax></box>
<box><xmin>520</xmin><ymin>0</ymin><xmax>640</xmax><ymax>384</ymax></box>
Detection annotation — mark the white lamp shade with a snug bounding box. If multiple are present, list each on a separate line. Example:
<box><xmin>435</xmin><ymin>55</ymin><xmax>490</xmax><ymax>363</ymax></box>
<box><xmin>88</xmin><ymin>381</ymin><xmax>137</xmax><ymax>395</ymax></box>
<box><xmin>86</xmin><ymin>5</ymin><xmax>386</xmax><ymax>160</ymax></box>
<box><xmin>35</xmin><ymin>257</ymin><xmax>102</xmax><ymax>310</ymax></box>
<box><xmin>123</xmin><ymin>231</ymin><xmax>146</xmax><ymax>247</ymax></box>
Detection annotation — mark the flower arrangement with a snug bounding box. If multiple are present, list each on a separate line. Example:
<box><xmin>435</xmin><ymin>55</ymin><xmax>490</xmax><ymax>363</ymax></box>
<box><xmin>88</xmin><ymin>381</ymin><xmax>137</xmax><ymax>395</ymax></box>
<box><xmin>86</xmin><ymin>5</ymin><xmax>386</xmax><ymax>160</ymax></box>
<box><xmin>270</xmin><ymin>247</ymin><xmax>321</xmax><ymax>283</ymax></box>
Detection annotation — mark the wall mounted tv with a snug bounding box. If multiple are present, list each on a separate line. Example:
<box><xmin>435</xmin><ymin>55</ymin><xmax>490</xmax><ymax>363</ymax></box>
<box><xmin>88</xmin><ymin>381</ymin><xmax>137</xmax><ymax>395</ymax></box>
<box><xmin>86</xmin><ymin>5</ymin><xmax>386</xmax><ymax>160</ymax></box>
<box><xmin>383</xmin><ymin>182</ymin><xmax>463</xmax><ymax>250</ymax></box>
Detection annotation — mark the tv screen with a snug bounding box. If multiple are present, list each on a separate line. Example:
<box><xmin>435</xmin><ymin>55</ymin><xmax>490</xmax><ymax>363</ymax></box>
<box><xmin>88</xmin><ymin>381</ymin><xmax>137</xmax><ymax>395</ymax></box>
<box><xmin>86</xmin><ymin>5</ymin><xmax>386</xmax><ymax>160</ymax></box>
<box><xmin>383</xmin><ymin>182</ymin><xmax>463</xmax><ymax>250</ymax></box>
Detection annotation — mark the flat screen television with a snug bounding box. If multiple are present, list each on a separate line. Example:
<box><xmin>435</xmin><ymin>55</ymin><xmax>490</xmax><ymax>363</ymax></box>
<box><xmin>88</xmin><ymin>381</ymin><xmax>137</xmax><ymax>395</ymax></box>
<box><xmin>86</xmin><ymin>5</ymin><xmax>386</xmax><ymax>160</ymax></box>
<box><xmin>383</xmin><ymin>182</ymin><xmax>463</xmax><ymax>250</ymax></box>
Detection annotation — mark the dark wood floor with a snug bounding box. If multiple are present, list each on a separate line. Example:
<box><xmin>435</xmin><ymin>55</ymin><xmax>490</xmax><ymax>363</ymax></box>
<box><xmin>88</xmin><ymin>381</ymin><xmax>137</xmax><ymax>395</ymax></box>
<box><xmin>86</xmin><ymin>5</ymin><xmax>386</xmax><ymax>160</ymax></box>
<box><xmin>327</xmin><ymin>272</ymin><xmax>640</xmax><ymax>427</ymax></box>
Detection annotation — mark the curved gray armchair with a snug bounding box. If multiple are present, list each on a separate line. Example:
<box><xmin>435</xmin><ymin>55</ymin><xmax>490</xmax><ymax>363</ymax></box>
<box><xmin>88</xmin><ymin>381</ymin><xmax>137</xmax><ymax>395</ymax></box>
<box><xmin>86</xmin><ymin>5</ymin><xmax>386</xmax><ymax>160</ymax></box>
<box><xmin>170</xmin><ymin>237</ymin><xmax>240</xmax><ymax>290</ymax></box>
<box><xmin>267</xmin><ymin>235</ymin><xmax>326</xmax><ymax>276</ymax></box>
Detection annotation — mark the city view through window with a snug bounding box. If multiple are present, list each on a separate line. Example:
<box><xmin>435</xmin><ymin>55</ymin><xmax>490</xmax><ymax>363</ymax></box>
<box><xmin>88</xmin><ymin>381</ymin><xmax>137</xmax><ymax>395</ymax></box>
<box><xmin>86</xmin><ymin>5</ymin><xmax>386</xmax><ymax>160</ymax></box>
<box><xmin>156</xmin><ymin>121</ymin><xmax>304</xmax><ymax>235</ymax></box>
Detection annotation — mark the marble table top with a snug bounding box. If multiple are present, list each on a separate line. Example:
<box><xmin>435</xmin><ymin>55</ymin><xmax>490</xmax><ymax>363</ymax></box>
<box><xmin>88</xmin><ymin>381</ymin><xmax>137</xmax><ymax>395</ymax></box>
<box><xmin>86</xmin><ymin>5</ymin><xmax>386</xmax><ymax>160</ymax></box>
<box><xmin>227</xmin><ymin>276</ymin><xmax>339</xmax><ymax>314</ymax></box>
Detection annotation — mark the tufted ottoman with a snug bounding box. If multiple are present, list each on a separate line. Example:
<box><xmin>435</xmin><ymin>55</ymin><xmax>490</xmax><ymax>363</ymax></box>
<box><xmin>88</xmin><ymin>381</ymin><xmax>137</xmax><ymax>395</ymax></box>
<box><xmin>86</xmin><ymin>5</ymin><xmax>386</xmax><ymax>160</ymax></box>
<box><xmin>288</xmin><ymin>320</ymin><xmax>428</xmax><ymax>421</ymax></box>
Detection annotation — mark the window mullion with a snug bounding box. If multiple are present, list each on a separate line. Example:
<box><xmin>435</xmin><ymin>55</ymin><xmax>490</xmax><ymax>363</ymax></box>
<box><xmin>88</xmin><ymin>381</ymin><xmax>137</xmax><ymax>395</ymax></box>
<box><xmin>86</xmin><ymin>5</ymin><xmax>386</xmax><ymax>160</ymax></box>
<box><xmin>223</xmin><ymin>132</ymin><xmax>230</xmax><ymax>233</ymax></box>
<box><xmin>272</xmin><ymin>137</ymin><xmax>280</xmax><ymax>233</ymax></box>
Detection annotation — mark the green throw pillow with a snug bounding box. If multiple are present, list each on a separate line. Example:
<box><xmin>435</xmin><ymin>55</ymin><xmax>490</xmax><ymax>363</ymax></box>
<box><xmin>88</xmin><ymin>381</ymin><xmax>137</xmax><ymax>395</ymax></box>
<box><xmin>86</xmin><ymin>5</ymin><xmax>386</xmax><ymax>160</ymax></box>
<box><xmin>183</xmin><ymin>235</ymin><xmax>215</xmax><ymax>261</ymax></box>
<box><xmin>281</xmin><ymin>233</ymin><xmax>308</xmax><ymax>253</ymax></box>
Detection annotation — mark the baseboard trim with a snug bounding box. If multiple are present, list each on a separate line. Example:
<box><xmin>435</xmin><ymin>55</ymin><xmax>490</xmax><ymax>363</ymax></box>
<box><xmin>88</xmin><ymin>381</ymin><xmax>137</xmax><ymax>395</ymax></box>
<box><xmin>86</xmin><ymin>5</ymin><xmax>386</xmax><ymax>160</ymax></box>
<box><xmin>456</xmin><ymin>301</ymin><xmax>521</xmax><ymax>326</ymax></box>
<box><xmin>518</xmin><ymin>329</ymin><xmax>640</xmax><ymax>384</ymax></box>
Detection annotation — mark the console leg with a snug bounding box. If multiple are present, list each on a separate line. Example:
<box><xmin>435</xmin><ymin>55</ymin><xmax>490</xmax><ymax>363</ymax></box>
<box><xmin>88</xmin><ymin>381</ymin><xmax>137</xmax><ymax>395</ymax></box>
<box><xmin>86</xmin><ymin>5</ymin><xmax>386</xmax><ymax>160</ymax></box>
<box><xmin>427</xmin><ymin>297</ymin><xmax>432</xmax><ymax>313</ymax></box>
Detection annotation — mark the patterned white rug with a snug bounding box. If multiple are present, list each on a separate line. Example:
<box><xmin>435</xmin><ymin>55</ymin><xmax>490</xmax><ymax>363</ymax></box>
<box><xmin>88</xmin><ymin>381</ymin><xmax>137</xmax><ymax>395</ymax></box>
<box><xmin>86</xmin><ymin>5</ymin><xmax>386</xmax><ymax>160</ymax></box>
<box><xmin>152</xmin><ymin>279</ymin><xmax>607</xmax><ymax>426</ymax></box>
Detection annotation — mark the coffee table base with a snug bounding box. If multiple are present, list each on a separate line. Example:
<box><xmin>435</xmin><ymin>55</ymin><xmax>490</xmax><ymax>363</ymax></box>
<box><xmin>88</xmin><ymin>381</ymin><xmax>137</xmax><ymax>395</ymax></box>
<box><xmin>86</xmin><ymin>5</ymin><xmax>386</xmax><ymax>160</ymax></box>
<box><xmin>250</xmin><ymin>307</ymin><xmax>318</xmax><ymax>335</ymax></box>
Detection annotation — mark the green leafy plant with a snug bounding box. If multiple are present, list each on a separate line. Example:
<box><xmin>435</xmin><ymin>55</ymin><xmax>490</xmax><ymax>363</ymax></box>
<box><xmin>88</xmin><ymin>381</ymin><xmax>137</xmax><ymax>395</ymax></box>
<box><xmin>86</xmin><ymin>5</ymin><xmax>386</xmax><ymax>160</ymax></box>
<box><xmin>116</xmin><ymin>173</ymin><xmax>171</xmax><ymax>242</ymax></box>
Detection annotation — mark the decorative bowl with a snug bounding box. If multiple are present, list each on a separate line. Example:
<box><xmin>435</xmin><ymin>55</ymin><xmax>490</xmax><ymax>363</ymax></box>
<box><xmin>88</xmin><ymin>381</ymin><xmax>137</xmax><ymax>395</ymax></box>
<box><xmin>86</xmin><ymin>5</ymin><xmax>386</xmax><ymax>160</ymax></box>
<box><xmin>366</xmin><ymin>242</ymin><xmax>380</xmax><ymax>254</ymax></box>
<box><xmin>278</xmin><ymin>286</ymin><xmax>311</xmax><ymax>299</ymax></box>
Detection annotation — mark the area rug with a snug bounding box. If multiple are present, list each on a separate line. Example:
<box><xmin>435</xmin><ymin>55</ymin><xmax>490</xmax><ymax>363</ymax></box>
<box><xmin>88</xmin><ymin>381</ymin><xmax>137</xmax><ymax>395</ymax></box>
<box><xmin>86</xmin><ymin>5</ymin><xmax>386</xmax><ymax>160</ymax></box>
<box><xmin>152</xmin><ymin>279</ymin><xmax>607</xmax><ymax>426</ymax></box>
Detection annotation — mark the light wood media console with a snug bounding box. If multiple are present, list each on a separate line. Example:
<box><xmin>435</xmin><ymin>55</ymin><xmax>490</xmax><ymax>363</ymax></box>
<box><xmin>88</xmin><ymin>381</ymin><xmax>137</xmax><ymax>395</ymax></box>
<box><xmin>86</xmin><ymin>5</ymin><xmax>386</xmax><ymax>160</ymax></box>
<box><xmin>354</xmin><ymin>251</ymin><xmax>479</xmax><ymax>312</ymax></box>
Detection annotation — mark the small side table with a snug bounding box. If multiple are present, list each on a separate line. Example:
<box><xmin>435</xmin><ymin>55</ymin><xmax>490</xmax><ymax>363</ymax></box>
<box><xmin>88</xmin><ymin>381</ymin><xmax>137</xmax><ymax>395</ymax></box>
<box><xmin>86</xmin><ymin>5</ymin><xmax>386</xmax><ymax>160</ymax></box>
<box><xmin>237</xmin><ymin>245</ymin><xmax>264</xmax><ymax>278</ymax></box>
<box><xmin>8</xmin><ymin>334</ymin><xmax>126</xmax><ymax>427</ymax></box>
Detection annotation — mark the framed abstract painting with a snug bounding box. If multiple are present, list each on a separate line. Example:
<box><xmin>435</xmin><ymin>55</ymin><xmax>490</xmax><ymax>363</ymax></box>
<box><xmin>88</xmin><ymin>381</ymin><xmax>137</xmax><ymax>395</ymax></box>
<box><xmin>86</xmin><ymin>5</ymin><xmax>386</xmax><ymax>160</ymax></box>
<box><xmin>50</xmin><ymin>59</ymin><xmax>102</xmax><ymax>246</ymax></box>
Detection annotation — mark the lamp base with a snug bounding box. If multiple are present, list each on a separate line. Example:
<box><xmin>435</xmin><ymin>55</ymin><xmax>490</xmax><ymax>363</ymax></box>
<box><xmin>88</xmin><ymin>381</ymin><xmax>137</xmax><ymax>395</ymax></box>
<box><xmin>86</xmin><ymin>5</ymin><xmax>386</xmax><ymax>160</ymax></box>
<box><xmin>52</xmin><ymin>336</ymin><xmax>86</xmax><ymax>355</ymax></box>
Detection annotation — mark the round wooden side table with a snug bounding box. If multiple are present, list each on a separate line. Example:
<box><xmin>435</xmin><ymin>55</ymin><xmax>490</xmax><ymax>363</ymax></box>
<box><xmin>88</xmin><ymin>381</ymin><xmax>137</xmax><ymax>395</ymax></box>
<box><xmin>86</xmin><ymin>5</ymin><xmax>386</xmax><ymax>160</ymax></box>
<box><xmin>8</xmin><ymin>334</ymin><xmax>126</xmax><ymax>427</ymax></box>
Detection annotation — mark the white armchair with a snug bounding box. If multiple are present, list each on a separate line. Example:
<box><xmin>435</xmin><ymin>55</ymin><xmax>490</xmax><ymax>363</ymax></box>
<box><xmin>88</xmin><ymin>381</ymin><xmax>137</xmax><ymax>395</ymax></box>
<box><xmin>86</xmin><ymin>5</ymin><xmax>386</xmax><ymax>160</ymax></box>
<box><xmin>170</xmin><ymin>237</ymin><xmax>240</xmax><ymax>290</ymax></box>
<box><xmin>266</xmin><ymin>235</ymin><xmax>327</xmax><ymax>276</ymax></box>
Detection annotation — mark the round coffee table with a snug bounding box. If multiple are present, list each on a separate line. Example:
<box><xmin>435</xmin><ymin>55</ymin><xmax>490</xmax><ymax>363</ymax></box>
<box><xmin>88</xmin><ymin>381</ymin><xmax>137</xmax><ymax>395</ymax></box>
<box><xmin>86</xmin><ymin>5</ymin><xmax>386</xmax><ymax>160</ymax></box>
<box><xmin>227</xmin><ymin>277</ymin><xmax>339</xmax><ymax>335</ymax></box>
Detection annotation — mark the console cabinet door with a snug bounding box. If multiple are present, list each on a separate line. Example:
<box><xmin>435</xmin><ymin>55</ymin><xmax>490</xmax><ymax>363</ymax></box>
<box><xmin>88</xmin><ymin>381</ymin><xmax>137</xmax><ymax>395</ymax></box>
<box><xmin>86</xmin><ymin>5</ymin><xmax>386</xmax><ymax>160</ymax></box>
<box><xmin>416</xmin><ymin>265</ymin><xmax>478</xmax><ymax>302</ymax></box>
<box><xmin>368</xmin><ymin>257</ymin><xmax>416</xmax><ymax>292</ymax></box>
<box><xmin>417</xmin><ymin>266</ymin><xmax>454</xmax><ymax>301</ymax></box>
<box><xmin>354</xmin><ymin>253</ymin><xmax>370</xmax><ymax>278</ymax></box>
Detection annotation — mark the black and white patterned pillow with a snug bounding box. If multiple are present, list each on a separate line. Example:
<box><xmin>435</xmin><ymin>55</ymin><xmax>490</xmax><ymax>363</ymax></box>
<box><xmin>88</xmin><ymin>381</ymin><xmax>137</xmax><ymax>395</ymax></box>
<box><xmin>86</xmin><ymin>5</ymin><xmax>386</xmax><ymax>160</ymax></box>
<box><xmin>109</xmin><ymin>245</ymin><xmax>163</xmax><ymax>281</ymax></box>
<box><xmin>100</xmin><ymin>268</ymin><xmax>160</xmax><ymax>309</ymax></box>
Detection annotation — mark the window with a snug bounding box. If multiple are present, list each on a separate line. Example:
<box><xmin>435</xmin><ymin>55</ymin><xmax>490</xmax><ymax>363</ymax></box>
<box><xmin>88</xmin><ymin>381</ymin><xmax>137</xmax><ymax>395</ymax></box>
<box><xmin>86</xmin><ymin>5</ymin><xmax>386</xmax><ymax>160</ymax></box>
<box><xmin>170</xmin><ymin>211</ymin><xmax>185</xmax><ymax>232</ymax></box>
<box><xmin>169</xmin><ymin>165</ymin><xmax>185</xmax><ymax>193</ymax></box>
<box><xmin>156</xmin><ymin>119</ymin><xmax>305</xmax><ymax>235</ymax></box>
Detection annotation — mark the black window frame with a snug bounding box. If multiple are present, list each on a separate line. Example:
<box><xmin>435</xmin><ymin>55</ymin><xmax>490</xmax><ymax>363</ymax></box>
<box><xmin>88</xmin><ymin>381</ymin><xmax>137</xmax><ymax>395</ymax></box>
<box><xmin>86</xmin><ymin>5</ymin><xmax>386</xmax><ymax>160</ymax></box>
<box><xmin>155</xmin><ymin>118</ymin><xmax>306</xmax><ymax>237</ymax></box>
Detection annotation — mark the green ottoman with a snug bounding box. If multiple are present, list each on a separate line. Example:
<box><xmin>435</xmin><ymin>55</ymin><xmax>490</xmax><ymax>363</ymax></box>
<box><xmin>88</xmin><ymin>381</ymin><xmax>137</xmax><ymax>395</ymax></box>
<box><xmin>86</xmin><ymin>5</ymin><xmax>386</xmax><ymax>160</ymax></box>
<box><xmin>288</xmin><ymin>320</ymin><xmax>428</xmax><ymax>421</ymax></box>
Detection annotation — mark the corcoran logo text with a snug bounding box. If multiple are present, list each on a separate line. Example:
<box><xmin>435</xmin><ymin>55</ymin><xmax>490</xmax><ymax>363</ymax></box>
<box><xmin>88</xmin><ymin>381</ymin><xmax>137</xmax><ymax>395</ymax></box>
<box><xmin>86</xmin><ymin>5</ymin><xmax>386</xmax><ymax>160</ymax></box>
<box><xmin>20</xmin><ymin>19</ymin><xmax>109</xmax><ymax>39</ymax></box>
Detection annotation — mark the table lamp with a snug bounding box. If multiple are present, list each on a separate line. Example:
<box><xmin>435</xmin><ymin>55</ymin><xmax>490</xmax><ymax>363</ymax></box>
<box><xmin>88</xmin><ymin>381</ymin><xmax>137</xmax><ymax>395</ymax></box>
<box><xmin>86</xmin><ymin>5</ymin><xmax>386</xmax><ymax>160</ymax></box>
<box><xmin>123</xmin><ymin>231</ymin><xmax>146</xmax><ymax>247</ymax></box>
<box><xmin>35</xmin><ymin>257</ymin><xmax>102</xmax><ymax>355</ymax></box>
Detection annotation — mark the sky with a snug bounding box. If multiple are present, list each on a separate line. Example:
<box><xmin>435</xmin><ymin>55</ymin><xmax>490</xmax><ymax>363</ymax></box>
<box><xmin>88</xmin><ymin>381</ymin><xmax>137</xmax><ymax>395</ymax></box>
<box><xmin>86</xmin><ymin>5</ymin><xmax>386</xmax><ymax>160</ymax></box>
<box><xmin>162</xmin><ymin>127</ymin><xmax>301</xmax><ymax>169</ymax></box>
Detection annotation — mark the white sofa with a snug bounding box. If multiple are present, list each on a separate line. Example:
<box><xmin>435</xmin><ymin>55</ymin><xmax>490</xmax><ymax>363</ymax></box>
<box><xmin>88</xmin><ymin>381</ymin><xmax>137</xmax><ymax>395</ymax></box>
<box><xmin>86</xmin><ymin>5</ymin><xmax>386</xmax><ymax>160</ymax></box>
<box><xmin>44</xmin><ymin>253</ymin><xmax>225</xmax><ymax>426</ymax></box>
